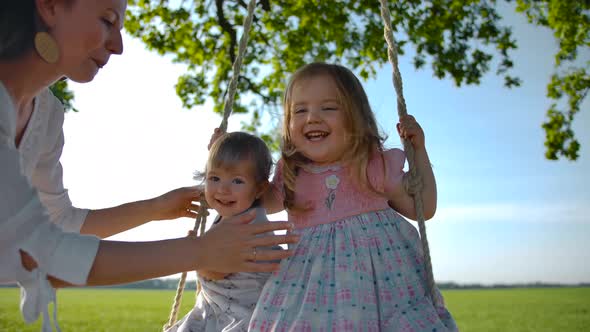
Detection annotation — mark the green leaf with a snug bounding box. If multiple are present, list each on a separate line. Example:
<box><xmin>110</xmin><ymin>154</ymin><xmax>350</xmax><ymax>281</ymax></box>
<box><xmin>49</xmin><ymin>80</ymin><xmax>78</xmax><ymax>112</ymax></box>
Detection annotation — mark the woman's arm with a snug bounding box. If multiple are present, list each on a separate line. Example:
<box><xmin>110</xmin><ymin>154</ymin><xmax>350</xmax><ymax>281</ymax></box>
<box><xmin>5</xmin><ymin>143</ymin><xmax>296</xmax><ymax>288</ymax></box>
<box><xmin>20</xmin><ymin>211</ymin><xmax>298</xmax><ymax>287</ymax></box>
<box><xmin>87</xmin><ymin>214</ymin><xmax>296</xmax><ymax>285</ymax></box>
<box><xmin>81</xmin><ymin>187</ymin><xmax>201</xmax><ymax>238</ymax></box>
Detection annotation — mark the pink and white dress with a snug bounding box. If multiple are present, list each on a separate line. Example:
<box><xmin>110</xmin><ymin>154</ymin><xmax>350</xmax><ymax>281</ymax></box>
<box><xmin>249</xmin><ymin>149</ymin><xmax>457</xmax><ymax>331</ymax></box>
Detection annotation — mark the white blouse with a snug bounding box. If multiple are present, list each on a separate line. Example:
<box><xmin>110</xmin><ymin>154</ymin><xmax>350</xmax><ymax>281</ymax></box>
<box><xmin>21</xmin><ymin>87</ymin><xmax>89</xmax><ymax>232</ymax></box>
<box><xmin>0</xmin><ymin>82</ymin><xmax>100</xmax><ymax>331</ymax></box>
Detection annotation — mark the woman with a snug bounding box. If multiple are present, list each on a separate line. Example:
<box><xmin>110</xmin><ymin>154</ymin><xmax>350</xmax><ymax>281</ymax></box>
<box><xmin>0</xmin><ymin>1</ymin><xmax>297</xmax><ymax>330</ymax></box>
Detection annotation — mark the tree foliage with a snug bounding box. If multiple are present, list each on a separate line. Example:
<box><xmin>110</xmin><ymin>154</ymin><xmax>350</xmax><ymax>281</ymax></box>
<box><xmin>120</xmin><ymin>1</ymin><xmax>585</xmax><ymax>160</ymax></box>
<box><xmin>514</xmin><ymin>0</ymin><xmax>589</xmax><ymax>160</ymax></box>
<box><xmin>49</xmin><ymin>79</ymin><xmax>77</xmax><ymax>112</ymax></box>
<box><xmin>124</xmin><ymin>0</ymin><xmax>522</xmax><ymax>149</ymax></box>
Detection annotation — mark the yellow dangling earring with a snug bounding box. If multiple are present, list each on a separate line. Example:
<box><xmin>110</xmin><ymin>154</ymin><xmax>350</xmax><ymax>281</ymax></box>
<box><xmin>34</xmin><ymin>32</ymin><xmax>59</xmax><ymax>64</ymax></box>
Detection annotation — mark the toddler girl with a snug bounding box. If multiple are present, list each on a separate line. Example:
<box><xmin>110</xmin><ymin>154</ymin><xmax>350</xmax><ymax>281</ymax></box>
<box><xmin>249</xmin><ymin>63</ymin><xmax>458</xmax><ymax>331</ymax></box>
<box><xmin>171</xmin><ymin>131</ymin><xmax>282</xmax><ymax>332</ymax></box>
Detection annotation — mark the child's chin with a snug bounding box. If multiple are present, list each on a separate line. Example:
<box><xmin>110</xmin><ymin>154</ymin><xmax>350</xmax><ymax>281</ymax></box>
<box><xmin>217</xmin><ymin>210</ymin><xmax>235</xmax><ymax>218</ymax></box>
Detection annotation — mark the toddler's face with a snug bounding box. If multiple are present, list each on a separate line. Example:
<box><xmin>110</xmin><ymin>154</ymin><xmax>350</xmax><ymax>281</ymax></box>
<box><xmin>204</xmin><ymin>160</ymin><xmax>263</xmax><ymax>218</ymax></box>
<box><xmin>288</xmin><ymin>74</ymin><xmax>349</xmax><ymax>166</ymax></box>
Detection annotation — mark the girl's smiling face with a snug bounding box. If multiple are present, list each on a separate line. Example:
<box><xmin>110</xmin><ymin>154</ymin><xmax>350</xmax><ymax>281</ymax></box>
<box><xmin>204</xmin><ymin>159</ymin><xmax>266</xmax><ymax>218</ymax></box>
<box><xmin>288</xmin><ymin>74</ymin><xmax>350</xmax><ymax>166</ymax></box>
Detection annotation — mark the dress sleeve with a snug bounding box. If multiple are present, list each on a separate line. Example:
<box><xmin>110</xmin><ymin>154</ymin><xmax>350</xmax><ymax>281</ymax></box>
<box><xmin>0</xmin><ymin>84</ymin><xmax>99</xmax><ymax>329</ymax></box>
<box><xmin>32</xmin><ymin>90</ymin><xmax>89</xmax><ymax>233</ymax></box>
<box><xmin>382</xmin><ymin>148</ymin><xmax>406</xmax><ymax>195</ymax></box>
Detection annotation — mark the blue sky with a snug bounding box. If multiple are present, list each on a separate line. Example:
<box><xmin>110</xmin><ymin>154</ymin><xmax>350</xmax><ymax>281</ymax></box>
<box><xmin>366</xmin><ymin>7</ymin><xmax>589</xmax><ymax>284</ymax></box>
<box><xmin>62</xmin><ymin>5</ymin><xmax>588</xmax><ymax>285</ymax></box>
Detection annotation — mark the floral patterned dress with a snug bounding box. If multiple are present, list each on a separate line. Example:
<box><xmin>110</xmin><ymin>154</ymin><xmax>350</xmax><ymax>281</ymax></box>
<box><xmin>249</xmin><ymin>149</ymin><xmax>458</xmax><ymax>331</ymax></box>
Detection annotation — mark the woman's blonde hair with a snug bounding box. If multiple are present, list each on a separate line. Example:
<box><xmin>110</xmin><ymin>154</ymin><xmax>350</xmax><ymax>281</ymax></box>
<box><xmin>281</xmin><ymin>62</ymin><xmax>386</xmax><ymax>211</ymax></box>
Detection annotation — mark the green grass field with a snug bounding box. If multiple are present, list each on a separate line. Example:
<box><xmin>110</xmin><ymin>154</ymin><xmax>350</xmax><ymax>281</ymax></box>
<box><xmin>1</xmin><ymin>287</ymin><xmax>588</xmax><ymax>331</ymax></box>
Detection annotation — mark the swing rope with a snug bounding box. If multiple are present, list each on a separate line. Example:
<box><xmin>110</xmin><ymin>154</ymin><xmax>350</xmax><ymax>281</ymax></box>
<box><xmin>162</xmin><ymin>0</ymin><xmax>258</xmax><ymax>330</ymax></box>
<box><xmin>218</xmin><ymin>0</ymin><xmax>257</xmax><ymax>133</ymax></box>
<box><xmin>162</xmin><ymin>204</ymin><xmax>208</xmax><ymax>331</ymax></box>
<box><xmin>378</xmin><ymin>0</ymin><xmax>439</xmax><ymax>306</ymax></box>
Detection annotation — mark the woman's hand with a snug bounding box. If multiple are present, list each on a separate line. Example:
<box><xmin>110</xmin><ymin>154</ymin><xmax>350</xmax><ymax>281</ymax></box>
<box><xmin>83</xmin><ymin>187</ymin><xmax>204</xmax><ymax>238</ymax></box>
<box><xmin>190</xmin><ymin>231</ymin><xmax>230</xmax><ymax>280</ymax></box>
<box><xmin>397</xmin><ymin>114</ymin><xmax>425</xmax><ymax>150</ymax></box>
<box><xmin>152</xmin><ymin>186</ymin><xmax>204</xmax><ymax>220</ymax></box>
<box><xmin>194</xmin><ymin>210</ymin><xmax>299</xmax><ymax>273</ymax></box>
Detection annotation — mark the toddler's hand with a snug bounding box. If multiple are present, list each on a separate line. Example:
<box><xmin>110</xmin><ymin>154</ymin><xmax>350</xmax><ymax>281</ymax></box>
<box><xmin>397</xmin><ymin>114</ymin><xmax>425</xmax><ymax>150</ymax></box>
<box><xmin>208</xmin><ymin>128</ymin><xmax>225</xmax><ymax>150</ymax></box>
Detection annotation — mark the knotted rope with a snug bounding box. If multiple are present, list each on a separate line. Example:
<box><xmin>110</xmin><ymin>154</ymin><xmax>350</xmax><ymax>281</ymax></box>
<box><xmin>162</xmin><ymin>203</ymin><xmax>209</xmax><ymax>331</ymax></box>
<box><xmin>162</xmin><ymin>0</ymin><xmax>258</xmax><ymax>330</ymax></box>
<box><xmin>378</xmin><ymin>0</ymin><xmax>439</xmax><ymax>306</ymax></box>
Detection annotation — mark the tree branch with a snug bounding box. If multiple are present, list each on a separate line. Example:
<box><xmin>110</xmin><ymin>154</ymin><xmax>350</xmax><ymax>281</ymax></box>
<box><xmin>237</xmin><ymin>0</ymin><xmax>248</xmax><ymax>9</ymax></box>
<box><xmin>254</xmin><ymin>20</ymin><xmax>272</xmax><ymax>48</ymax></box>
<box><xmin>242</xmin><ymin>75</ymin><xmax>271</xmax><ymax>103</ymax></box>
<box><xmin>215</xmin><ymin>0</ymin><xmax>236</xmax><ymax>63</ymax></box>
